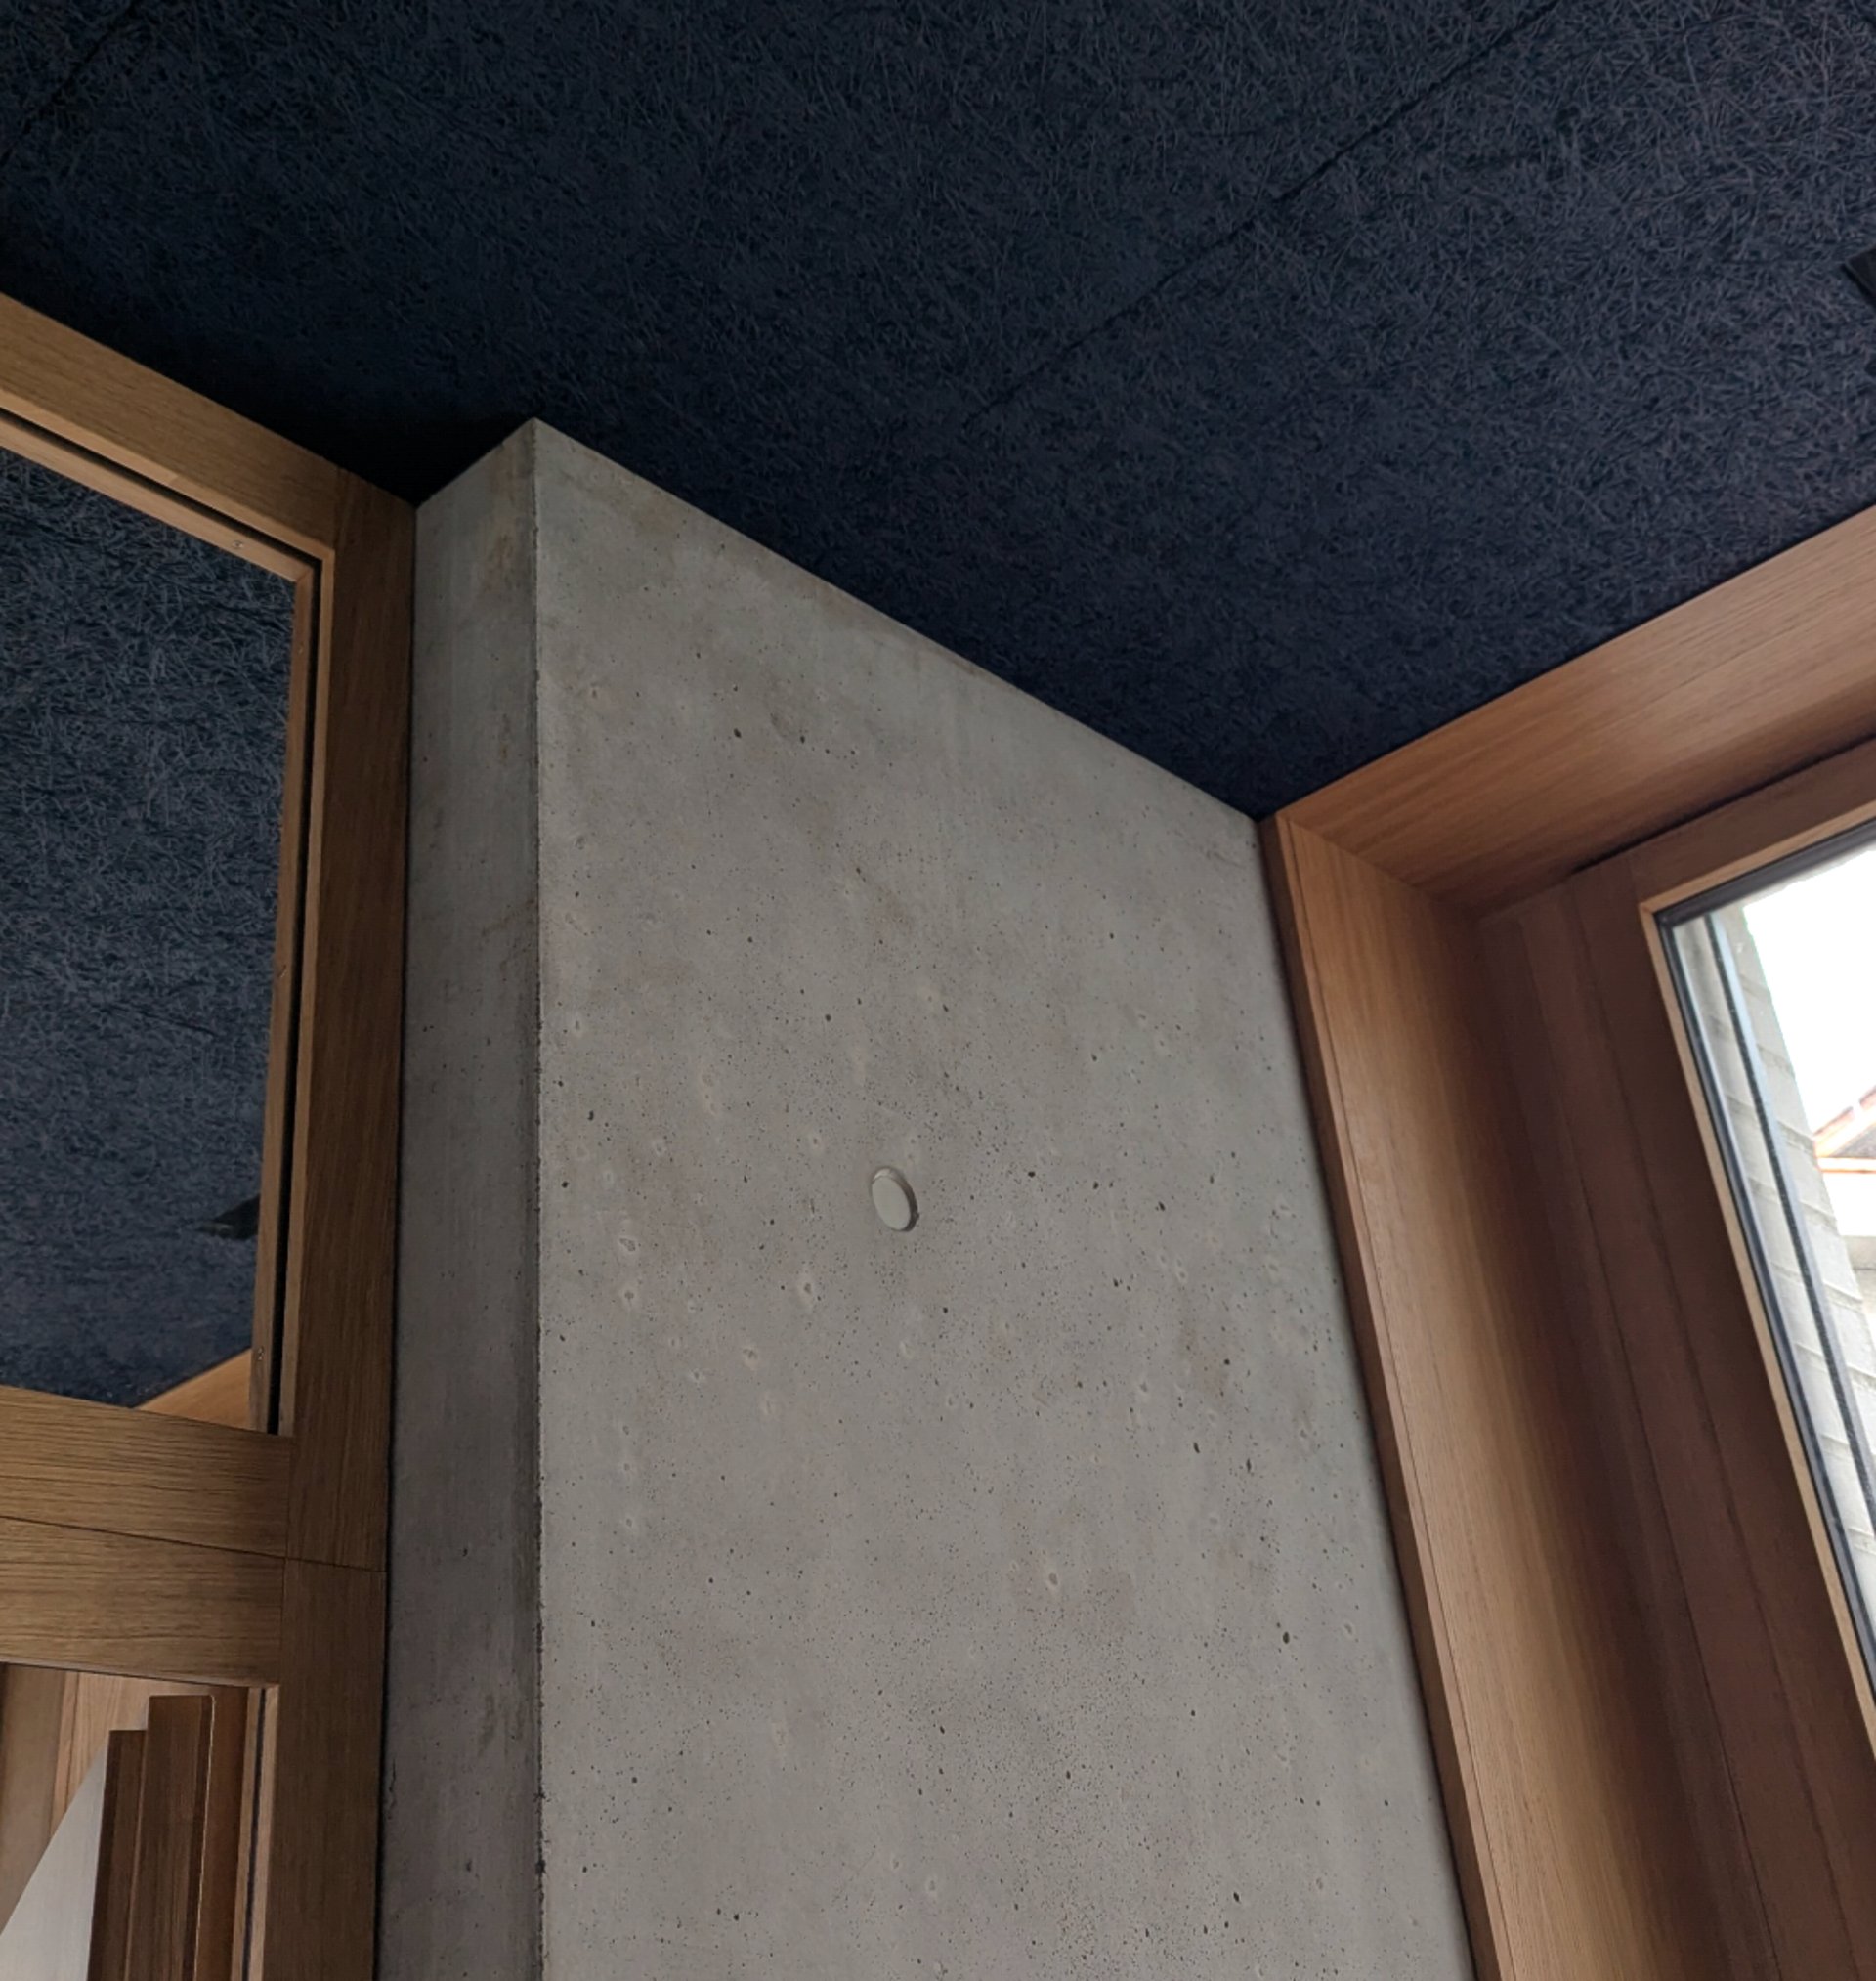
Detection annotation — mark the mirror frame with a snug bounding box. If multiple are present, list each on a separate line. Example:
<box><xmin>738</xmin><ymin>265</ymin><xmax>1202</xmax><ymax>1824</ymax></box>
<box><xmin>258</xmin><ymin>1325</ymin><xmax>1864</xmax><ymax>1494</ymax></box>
<box><xmin>0</xmin><ymin>293</ymin><xmax>410</xmax><ymax>1981</ymax></box>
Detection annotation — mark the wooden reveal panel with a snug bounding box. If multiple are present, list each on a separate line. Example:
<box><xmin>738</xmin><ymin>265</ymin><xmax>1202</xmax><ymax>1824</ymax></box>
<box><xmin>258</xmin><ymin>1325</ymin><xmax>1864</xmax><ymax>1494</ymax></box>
<box><xmin>1488</xmin><ymin>862</ymin><xmax>1876</xmax><ymax>1975</ymax></box>
<box><xmin>1267</xmin><ymin>820</ymin><xmax>1721</xmax><ymax>1980</ymax></box>
<box><xmin>122</xmin><ymin>1695</ymin><xmax>213</xmax><ymax>1981</ymax></box>
<box><xmin>256</xmin><ymin>1562</ymin><xmax>385</xmax><ymax>1981</ymax></box>
<box><xmin>90</xmin><ymin>1730</ymin><xmax>145</xmax><ymax>1981</ymax></box>
<box><xmin>277</xmin><ymin>478</ymin><xmax>411</xmax><ymax>1571</ymax></box>
<box><xmin>1272</xmin><ymin>495</ymin><xmax>1876</xmax><ymax>1978</ymax></box>
<box><xmin>1288</xmin><ymin>505</ymin><xmax>1876</xmax><ymax>912</ymax></box>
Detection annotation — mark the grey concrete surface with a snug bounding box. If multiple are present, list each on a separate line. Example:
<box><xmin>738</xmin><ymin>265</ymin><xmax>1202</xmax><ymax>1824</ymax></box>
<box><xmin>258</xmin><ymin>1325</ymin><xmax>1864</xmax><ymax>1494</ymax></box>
<box><xmin>383</xmin><ymin>429</ymin><xmax>542</xmax><ymax>1981</ymax></box>
<box><xmin>391</xmin><ymin>419</ymin><xmax>1472</xmax><ymax>1979</ymax></box>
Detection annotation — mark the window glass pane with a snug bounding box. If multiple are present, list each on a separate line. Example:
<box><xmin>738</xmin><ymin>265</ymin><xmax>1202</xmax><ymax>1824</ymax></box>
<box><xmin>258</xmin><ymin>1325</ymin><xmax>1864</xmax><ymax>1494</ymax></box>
<box><xmin>0</xmin><ymin>449</ymin><xmax>290</xmax><ymax>1415</ymax></box>
<box><xmin>1665</xmin><ymin>832</ymin><xmax>1876</xmax><ymax>1670</ymax></box>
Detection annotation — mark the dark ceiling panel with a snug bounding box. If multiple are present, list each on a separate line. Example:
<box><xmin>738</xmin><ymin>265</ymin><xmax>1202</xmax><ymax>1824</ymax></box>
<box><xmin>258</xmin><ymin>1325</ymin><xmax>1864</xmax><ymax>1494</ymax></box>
<box><xmin>0</xmin><ymin>0</ymin><xmax>1538</xmax><ymax>492</ymax></box>
<box><xmin>0</xmin><ymin>0</ymin><xmax>126</xmax><ymax>153</ymax></box>
<box><xmin>2</xmin><ymin>0</ymin><xmax>1873</xmax><ymax>816</ymax></box>
<box><xmin>0</xmin><ymin>452</ymin><xmax>289</xmax><ymax>1406</ymax></box>
<box><xmin>849</xmin><ymin>0</ymin><xmax>1876</xmax><ymax>796</ymax></box>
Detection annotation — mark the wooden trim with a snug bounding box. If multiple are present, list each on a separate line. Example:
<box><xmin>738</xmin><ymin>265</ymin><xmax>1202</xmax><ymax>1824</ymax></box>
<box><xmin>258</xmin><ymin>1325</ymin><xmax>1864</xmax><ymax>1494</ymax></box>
<box><xmin>0</xmin><ymin>408</ymin><xmax>311</xmax><ymax>581</ymax></box>
<box><xmin>1486</xmin><ymin>847</ymin><xmax>1876</xmax><ymax>1975</ymax></box>
<box><xmin>1632</xmin><ymin>762</ymin><xmax>1876</xmax><ymax>1744</ymax></box>
<box><xmin>278</xmin><ymin>478</ymin><xmax>411</xmax><ymax>1570</ymax></box>
<box><xmin>0</xmin><ymin>296</ymin><xmax>339</xmax><ymax>558</ymax></box>
<box><xmin>256</xmin><ymin>1563</ymin><xmax>385</xmax><ymax>1981</ymax></box>
<box><xmin>0</xmin><ymin>1390</ymin><xmax>287</xmax><ymax>1557</ymax></box>
<box><xmin>0</xmin><ymin>1521</ymin><xmax>281</xmax><ymax>1686</ymax></box>
<box><xmin>193</xmin><ymin>1691</ymin><xmax>249</xmax><ymax>1981</ymax></box>
<box><xmin>55</xmin><ymin>1677</ymin><xmax>203</xmax><ymax>1833</ymax></box>
<box><xmin>89</xmin><ymin>1729</ymin><xmax>145</xmax><ymax>1981</ymax></box>
<box><xmin>1266</xmin><ymin>819</ymin><xmax>1720</xmax><ymax>1980</ymax></box>
<box><xmin>141</xmin><ymin>1355</ymin><xmax>254</xmax><ymax>1432</ymax></box>
<box><xmin>0</xmin><ymin>1664</ymin><xmax>66</xmax><ymax>1930</ymax></box>
<box><xmin>0</xmin><ymin>296</ymin><xmax>409</xmax><ymax>1981</ymax></box>
<box><xmin>1288</xmin><ymin>505</ymin><xmax>1876</xmax><ymax>911</ymax></box>
<box><xmin>122</xmin><ymin>1695</ymin><xmax>212</xmax><ymax>1981</ymax></box>
<box><xmin>250</xmin><ymin>576</ymin><xmax>320</xmax><ymax>1439</ymax></box>
<box><xmin>1274</xmin><ymin>503</ymin><xmax>1876</xmax><ymax>1977</ymax></box>
<box><xmin>1629</xmin><ymin>729</ymin><xmax>1876</xmax><ymax>914</ymax></box>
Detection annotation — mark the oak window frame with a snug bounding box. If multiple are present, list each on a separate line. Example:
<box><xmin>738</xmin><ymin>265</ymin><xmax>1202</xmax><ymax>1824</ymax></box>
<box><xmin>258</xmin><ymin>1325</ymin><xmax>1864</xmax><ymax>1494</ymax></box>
<box><xmin>0</xmin><ymin>295</ymin><xmax>409</xmax><ymax>1981</ymax></box>
<box><xmin>1270</xmin><ymin>508</ymin><xmax>1876</xmax><ymax>1979</ymax></box>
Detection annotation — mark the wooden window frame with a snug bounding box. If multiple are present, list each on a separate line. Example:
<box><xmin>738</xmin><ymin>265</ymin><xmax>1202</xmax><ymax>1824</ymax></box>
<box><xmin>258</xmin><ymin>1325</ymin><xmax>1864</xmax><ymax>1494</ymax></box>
<box><xmin>0</xmin><ymin>295</ymin><xmax>409</xmax><ymax>1980</ymax></box>
<box><xmin>1269</xmin><ymin>506</ymin><xmax>1876</xmax><ymax>1979</ymax></box>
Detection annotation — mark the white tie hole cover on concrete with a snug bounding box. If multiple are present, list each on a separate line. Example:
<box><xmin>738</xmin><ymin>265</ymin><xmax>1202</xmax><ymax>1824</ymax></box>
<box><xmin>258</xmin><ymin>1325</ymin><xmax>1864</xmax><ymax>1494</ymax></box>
<box><xmin>870</xmin><ymin>1167</ymin><xmax>917</xmax><ymax>1231</ymax></box>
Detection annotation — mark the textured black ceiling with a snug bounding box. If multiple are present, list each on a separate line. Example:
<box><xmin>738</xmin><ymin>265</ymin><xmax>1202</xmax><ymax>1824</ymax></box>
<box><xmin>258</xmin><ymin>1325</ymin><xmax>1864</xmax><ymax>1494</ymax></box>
<box><xmin>0</xmin><ymin>451</ymin><xmax>288</xmax><ymax>1406</ymax></box>
<box><xmin>4</xmin><ymin>0</ymin><xmax>1876</xmax><ymax>812</ymax></box>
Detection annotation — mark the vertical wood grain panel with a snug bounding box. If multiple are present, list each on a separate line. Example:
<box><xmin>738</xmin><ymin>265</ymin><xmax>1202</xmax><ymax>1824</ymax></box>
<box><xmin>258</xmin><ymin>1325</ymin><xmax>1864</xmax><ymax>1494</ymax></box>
<box><xmin>1267</xmin><ymin>816</ymin><xmax>1722</xmax><ymax>1981</ymax></box>
<box><xmin>89</xmin><ymin>1730</ymin><xmax>144</xmax><ymax>1981</ymax></box>
<box><xmin>1489</xmin><ymin>854</ymin><xmax>1876</xmax><ymax>1975</ymax></box>
<box><xmin>279</xmin><ymin>480</ymin><xmax>411</xmax><ymax>1571</ymax></box>
<box><xmin>192</xmin><ymin>1692</ymin><xmax>249</xmax><ymax>1981</ymax></box>
<box><xmin>256</xmin><ymin>1562</ymin><xmax>384</xmax><ymax>1981</ymax></box>
<box><xmin>123</xmin><ymin>1696</ymin><xmax>211</xmax><ymax>1981</ymax></box>
<box><xmin>0</xmin><ymin>1664</ymin><xmax>65</xmax><ymax>1927</ymax></box>
<box><xmin>1483</xmin><ymin>897</ymin><xmax>1781</xmax><ymax>1978</ymax></box>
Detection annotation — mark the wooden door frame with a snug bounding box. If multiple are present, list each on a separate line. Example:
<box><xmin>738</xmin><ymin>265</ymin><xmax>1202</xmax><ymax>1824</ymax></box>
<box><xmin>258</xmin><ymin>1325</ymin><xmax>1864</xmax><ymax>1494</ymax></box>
<box><xmin>1269</xmin><ymin>504</ymin><xmax>1876</xmax><ymax>1978</ymax></box>
<box><xmin>0</xmin><ymin>295</ymin><xmax>410</xmax><ymax>1980</ymax></box>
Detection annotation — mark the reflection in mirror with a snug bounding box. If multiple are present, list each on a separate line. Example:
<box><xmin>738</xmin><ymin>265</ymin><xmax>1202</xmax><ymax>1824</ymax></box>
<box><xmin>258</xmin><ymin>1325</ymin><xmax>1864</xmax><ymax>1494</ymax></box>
<box><xmin>0</xmin><ymin>1660</ymin><xmax>256</xmax><ymax>1981</ymax></box>
<box><xmin>1666</xmin><ymin>830</ymin><xmax>1876</xmax><ymax>1681</ymax></box>
<box><xmin>0</xmin><ymin>448</ymin><xmax>292</xmax><ymax>1414</ymax></box>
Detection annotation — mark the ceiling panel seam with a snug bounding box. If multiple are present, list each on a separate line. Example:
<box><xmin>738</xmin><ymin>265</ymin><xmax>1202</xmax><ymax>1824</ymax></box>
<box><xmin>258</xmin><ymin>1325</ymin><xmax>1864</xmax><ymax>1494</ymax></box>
<box><xmin>0</xmin><ymin>0</ymin><xmax>152</xmax><ymax>178</ymax></box>
<box><xmin>949</xmin><ymin>0</ymin><xmax>1577</xmax><ymax>441</ymax></box>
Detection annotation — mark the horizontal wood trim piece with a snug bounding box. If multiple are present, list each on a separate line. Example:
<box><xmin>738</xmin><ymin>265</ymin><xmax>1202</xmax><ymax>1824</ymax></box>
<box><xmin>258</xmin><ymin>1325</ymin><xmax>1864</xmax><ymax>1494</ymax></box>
<box><xmin>0</xmin><ymin>408</ymin><xmax>311</xmax><ymax>581</ymax></box>
<box><xmin>256</xmin><ymin>1561</ymin><xmax>385</xmax><ymax>1981</ymax></box>
<box><xmin>0</xmin><ymin>296</ymin><xmax>340</xmax><ymax>558</ymax></box>
<box><xmin>1266</xmin><ymin>816</ymin><xmax>1722</xmax><ymax>1981</ymax></box>
<box><xmin>1628</xmin><ymin>728</ymin><xmax>1876</xmax><ymax>914</ymax></box>
<box><xmin>1287</xmin><ymin>504</ymin><xmax>1876</xmax><ymax>911</ymax></box>
<box><xmin>279</xmin><ymin>477</ymin><xmax>412</xmax><ymax>1570</ymax></box>
<box><xmin>0</xmin><ymin>1518</ymin><xmax>282</xmax><ymax>1687</ymax></box>
<box><xmin>0</xmin><ymin>1388</ymin><xmax>287</xmax><ymax>1557</ymax></box>
<box><xmin>140</xmin><ymin>1354</ymin><xmax>255</xmax><ymax>1432</ymax></box>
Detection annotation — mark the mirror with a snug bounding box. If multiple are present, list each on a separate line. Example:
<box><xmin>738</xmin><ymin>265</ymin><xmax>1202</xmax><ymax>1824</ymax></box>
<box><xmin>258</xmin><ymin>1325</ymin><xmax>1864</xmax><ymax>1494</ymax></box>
<box><xmin>0</xmin><ymin>447</ymin><xmax>293</xmax><ymax>1418</ymax></box>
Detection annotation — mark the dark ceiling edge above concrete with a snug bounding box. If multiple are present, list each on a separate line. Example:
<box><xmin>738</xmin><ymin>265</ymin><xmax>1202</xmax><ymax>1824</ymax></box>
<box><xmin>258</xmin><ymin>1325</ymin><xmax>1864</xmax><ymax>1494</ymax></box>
<box><xmin>3</xmin><ymin>0</ymin><xmax>1874</xmax><ymax>819</ymax></box>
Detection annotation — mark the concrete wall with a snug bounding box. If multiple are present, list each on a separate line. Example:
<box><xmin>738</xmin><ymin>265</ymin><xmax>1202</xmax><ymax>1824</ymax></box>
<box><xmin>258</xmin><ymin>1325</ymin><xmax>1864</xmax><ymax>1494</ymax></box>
<box><xmin>386</xmin><ymin>421</ymin><xmax>1471</xmax><ymax>1980</ymax></box>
